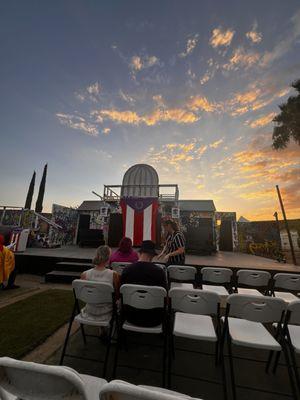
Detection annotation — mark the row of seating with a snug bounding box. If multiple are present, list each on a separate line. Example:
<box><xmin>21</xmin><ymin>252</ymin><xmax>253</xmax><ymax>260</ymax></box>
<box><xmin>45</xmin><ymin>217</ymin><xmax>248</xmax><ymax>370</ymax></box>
<box><xmin>0</xmin><ymin>357</ymin><xmax>201</xmax><ymax>399</ymax></box>
<box><xmin>61</xmin><ymin>280</ymin><xmax>300</xmax><ymax>400</ymax></box>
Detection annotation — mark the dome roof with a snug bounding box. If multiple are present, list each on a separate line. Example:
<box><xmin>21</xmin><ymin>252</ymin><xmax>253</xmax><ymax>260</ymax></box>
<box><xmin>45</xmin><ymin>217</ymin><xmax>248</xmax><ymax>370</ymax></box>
<box><xmin>121</xmin><ymin>164</ymin><xmax>159</xmax><ymax>198</ymax></box>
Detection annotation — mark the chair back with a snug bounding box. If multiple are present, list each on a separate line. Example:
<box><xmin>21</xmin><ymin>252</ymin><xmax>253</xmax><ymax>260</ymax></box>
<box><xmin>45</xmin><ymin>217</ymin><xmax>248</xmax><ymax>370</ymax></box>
<box><xmin>201</xmin><ymin>267</ymin><xmax>232</xmax><ymax>284</ymax></box>
<box><xmin>167</xmin><ymin>265</ymin><xmax>197</xmax><ymax>282</ymax></box>
<box><xmin>121</xmin><ymin>284</ymin><xmax>167</xmax><ymax>310</ymax></box>
<box><xmin>100</xmin><ymin>380</ymin><xmax>200</xmax><ymax>400</ymax></box>
<box><xmin>288</xmin><ymin>300</ymin><xmax>300</xmax><ymax>325</ymax></box>
<box><xmin>169</xmin><ymin>288</ymin><xmax>220</xmax><ymax>315</ymax></box>
<box><xmin>273</xmin><ymin>273</ymin><xmax>300</xmax><ymax>291</ymax></box>
<box><xmin>72</xmin><ymin>280</ymin><xmax>114</xmax><ymax>304</ymax></box>
<box><xmin>227</xmin><ymin>294</ymin><xmax>286</xmax><ymax>323</ymax></box>
<box><xmin>237</xmin><ymin>269</ymin><xmax>271</xmax><ymax>287</ymax></box>
<box><xmin>111</xmin><ymin>262</ymin><xmax>131</xmax><ymax>274</ymax></box>
<box><xmin>0</xmin><ymin>357</ymin><xmax>87</xmax><ymax>400</ymax></box>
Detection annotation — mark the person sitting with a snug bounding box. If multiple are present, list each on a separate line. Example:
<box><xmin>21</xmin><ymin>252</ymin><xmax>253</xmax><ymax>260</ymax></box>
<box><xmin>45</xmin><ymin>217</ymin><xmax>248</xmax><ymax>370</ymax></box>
<box><xmin>109</xmin><ymin>237</ymin><xmax>139</xmax><ymax>266</ymax></box>
<box><xmin>81</xmin><ymin>245</ymin><xmax>120</xmax><ymax>322</ymax></box>
<box><xmin>0</xmin><ymin>234</ymin><xmax>19</xmax><ymax>290</ymax></box>
<box><xmin>120</xmin><ymin>240</ymin><xmax>167</xmax><ymax>327</ymax></box>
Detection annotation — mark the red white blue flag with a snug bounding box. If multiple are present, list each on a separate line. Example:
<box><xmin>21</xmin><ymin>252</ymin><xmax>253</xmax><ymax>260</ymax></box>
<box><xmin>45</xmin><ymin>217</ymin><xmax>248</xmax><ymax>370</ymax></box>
<box><xmin>120</xmin><ymin>197</ymin><xmax>158</xmax><ymax>246</ymax></box>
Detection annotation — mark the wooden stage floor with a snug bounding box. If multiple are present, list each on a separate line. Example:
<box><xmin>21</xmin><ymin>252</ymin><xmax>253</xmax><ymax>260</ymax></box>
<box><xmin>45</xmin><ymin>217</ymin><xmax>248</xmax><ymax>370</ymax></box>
<box><xmin>19</xmin><ymin>245</ymin><xmax>299</xmax><ymax>272</ymax></box>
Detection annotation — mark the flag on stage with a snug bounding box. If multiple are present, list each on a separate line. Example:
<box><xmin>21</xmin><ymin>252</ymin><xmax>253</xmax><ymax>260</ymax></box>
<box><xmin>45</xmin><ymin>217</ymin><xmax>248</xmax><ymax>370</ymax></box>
<box><xmin>120</xmin><ymin>197</ymin><xmax>158</xmax><ymax>246</ymax></box>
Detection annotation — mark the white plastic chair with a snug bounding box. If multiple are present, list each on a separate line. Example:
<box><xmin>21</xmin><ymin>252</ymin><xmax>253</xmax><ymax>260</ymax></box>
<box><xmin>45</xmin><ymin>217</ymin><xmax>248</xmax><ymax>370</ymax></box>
<box><xmin>235</xmin><ymin>269</ymin><xmax>271</xmax><ymax>296</ymax></box>
<box><xmin>168</xmin><ymin>288</ymin><xmax>226</xmax><ymax>396</ymax></box>
<box><xmin>60</xmin><ymin>280</ymin><xmax>115</xmax><ymax>378</ymax></box>
<box><xmin>0</xmin><ymin>357</ymin><xmax>107</xmax><ymax>400</ymax></box>
<box><xmin>111</xmin><ymin>262</ymin><xmax>132</xmax><ymax>275</ymax></box>
<box><xmin>167</xmin><ymin>265</ymin><xmax>197</xmax><ymax>289</ymax></box>
<box><xmin>201</xmin><ymin>267</ymin><xmax>233</xmax><ymax>298</ymax></box>
<box><xmin>222</xmin><ymin>294</ymin><xmax>287</xmax><ymax>400</ymax></box>
<box><xmin>113</xmin><ymin>284</ymin><xmax>168</xmax><ymax>387</ymax></box>
<box><xmin>100</xmin><ymin>379</ymin><xmax>202</xmax><ymax>399</ymax></box>
<box><xmin>272</xmin><ymin>273</ymin><xmax>300</xmax><ymax>303</ymax></box>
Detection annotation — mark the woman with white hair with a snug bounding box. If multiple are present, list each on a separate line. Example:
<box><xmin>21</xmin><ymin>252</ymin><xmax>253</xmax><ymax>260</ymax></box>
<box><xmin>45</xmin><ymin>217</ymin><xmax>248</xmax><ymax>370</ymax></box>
<box><xmin>81</xmin><ymin>245</ymin><xmax>120</xmax><ymax>321</ymax></box>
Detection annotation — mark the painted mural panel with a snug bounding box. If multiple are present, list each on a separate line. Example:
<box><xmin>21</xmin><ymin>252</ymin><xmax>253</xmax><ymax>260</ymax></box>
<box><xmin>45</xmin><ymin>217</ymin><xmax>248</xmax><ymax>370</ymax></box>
<box><xmin>49</xmin><ymin>204</ymin><xmax>78</xmax><ymax>245</ymax></box>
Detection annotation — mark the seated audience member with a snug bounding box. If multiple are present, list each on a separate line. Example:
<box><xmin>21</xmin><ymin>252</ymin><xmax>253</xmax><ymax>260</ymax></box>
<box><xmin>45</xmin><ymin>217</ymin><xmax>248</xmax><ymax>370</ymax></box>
<box><xmin>0</xmin><ymin>234</ymin><xmax>19</xmax><ymax>290</ymax></box>
<box><xmin>120</xmin><ymin>240</ymin><xmax>167</xmax><ymax>327</ymax></box>
<box><xmin>81</xmin><ymin>245</ymin><xmax>120</xmax><ymax>321</ymax></box>
<box><xmin>109</xmin><ymin>237</ymin><xmax>139</xmax><ymax>266</ymax></box>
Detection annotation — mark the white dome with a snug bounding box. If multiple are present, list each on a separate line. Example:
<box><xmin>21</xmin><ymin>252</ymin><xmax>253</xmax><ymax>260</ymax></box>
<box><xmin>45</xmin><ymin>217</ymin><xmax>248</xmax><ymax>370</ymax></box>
<box><xmin>121</xmin><ymin>164</ymin><xmax>159</xmax><ymax>198</ymax></box>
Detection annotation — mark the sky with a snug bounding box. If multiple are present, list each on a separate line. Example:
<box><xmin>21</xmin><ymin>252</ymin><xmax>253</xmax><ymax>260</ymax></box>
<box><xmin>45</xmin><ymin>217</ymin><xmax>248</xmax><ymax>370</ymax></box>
<box><xmin>0</xmin><ymin>0</ymin><xmax>300</xmax><ymax>220</ymax></box>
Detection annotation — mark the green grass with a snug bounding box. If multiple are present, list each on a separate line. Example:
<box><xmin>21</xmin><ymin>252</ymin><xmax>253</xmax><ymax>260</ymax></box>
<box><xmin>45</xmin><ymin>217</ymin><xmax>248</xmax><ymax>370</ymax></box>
<box><xmin>0</xmin><ymin>289</ymin><xmax>75</xmax><ymax>359</ymax></box>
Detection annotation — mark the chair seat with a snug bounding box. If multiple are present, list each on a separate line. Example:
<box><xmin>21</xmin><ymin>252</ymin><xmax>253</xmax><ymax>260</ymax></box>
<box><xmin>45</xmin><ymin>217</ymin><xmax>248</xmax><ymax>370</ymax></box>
<box><xmin>122</xmin><ymin>321</ymin><xmax>163</xmax><ymax>334</ymax></box>
<box><xmin>274</xmin><ymin>291</ymin><xmax>298</xmax><ymax>303</ymax></box>
<box><xmin>170</xmin><ymin>282</ymin><xmax>194</xmax><ymax>289</ymax></box>
<box><xmin>173</xmin><ymin>312</ymin><xmax>217</xmax><ymax>342</ymax></box>
<box><xmin>226</xmin><ymin>317</ymin><xmax>281</xmax><ymax>350</ymax></box>
<box><xmin>202</xmin><ymin>285</ymin><xmax>229</xmax><ymax>297</ymax></box>
<box><xmin>237</xmin><ymin>288</ymin><xmax>263</xmax><ymax>296</ymax></box>
<box><xmin>288</xmin><ymin>325</ymin><xmax>300</xmax><ymax>354</ymax></box>
<box><xmin>75</xmin><ymin>314</ymin><xmax>110</xmax><ymax>327</ymax></box>
<box><xmin>81</xmin><ymin>374</ymin><xmax>108</xmax><ymax>400</ymax></box>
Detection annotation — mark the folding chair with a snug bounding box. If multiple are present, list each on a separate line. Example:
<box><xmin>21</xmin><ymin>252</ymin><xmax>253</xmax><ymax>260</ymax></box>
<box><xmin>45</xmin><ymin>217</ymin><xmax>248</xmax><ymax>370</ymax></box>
<box><xmin>112</xmin><ymin>284</ymin><xmax>168</xmax><ymax>387</ymax></box>
<box><xmin>111</xmin><ymin>262</ymin><xmax>131</xmax><ymax>275</ymax></box>
<box><xmin>100</xmin><ymin>379</ymin><xmax>202</xmax><ymax>399</ymax></box>
<box><xmin>168</xmin><ymin>288</ymin><xmax>226</xmax><ymax>398</ymax></box>
<box><xmin>272</xmin><ymin>273</ymin><xmax>300</xmax><ymax>303</ymax></box>
<box><xmin>221</xmin><ymin>294</ymin><xmax>290</xmax><ymax>400</ymax></box>
<box><xmin>235</xmin><ymin>269</ymin><xmax>271</xmax><ymax>296</ymax></box>
<box><xmin>0</xmin><ymin>357</ymin><xmax>107</xmax><ymax>400</ymax></box>
<box><xmin>167</xmin><ymin>265</ymin><xmax>197</xmax><ymax>290</ymax></box>
<box><xmin>201</xmin><ymin>267</ymin><xmax>233</xmax><ymax>298</ymax></box>
<box><xmin>60</xmin><ymin>280</ymin><xmax>116</xmax><ymax>378</ymax></box>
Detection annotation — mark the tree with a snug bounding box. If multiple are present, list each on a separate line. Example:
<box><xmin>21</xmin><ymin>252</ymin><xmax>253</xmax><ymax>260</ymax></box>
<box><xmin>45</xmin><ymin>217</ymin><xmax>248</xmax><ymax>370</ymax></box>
<box><xmin>35</xmin><ymin>164</ymin><xmax>48</xmax><ymax>213</ymax></box>
<box><xmin>24</xmin><ymin>171</ymin><xmax>36</xmax><ymax>209</ymax></box>
<box><xmin>272</xmin><ymin>79</ymin><xmax>300</xmax><ymax>149</ymax></box>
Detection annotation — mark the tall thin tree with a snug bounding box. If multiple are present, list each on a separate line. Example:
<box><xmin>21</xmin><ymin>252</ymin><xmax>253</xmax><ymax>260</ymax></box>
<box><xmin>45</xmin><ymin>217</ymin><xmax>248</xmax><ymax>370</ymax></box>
<box><xmin>35</xmin><ymin>164</ymin><xmax>48</xmax><ymax>213</ymax></box>
<box><xmin>24</xmin><ymin>171</ymin><xmax>36</xmax><ymax>209</ymax></box>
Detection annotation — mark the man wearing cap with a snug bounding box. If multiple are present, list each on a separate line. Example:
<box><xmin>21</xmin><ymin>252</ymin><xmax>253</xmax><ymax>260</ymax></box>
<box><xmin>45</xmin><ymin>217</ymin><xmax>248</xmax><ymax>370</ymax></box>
<box><xmin>120</xmin><ymin>240</ymin><xmax>167</xmax><ymax>327</ymax></box>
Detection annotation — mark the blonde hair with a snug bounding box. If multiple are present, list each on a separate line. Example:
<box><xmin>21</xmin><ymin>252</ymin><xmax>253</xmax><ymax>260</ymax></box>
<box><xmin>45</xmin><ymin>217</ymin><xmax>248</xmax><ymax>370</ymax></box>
<box><xmin>92</xmin><ymin>245</ymin><xmax>111</xmax><ymax>265</ymax></box>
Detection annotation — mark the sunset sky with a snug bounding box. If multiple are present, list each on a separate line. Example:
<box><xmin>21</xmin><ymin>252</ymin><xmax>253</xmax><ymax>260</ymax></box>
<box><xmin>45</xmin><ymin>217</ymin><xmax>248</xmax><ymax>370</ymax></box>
<box><xmin>0</xmin><ymin>1</ymin><xmax>299</xmax><ymax>220</ymax></box>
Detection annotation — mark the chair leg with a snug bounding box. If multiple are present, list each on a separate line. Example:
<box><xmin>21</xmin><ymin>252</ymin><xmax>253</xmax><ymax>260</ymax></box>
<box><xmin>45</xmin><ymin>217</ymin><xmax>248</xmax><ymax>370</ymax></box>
<box><xmin>215</xmin><ymin>340</ymin><xmax>219</xmax><ymax>366</ymax></box>
<box><xmin>102</xmin><ymin>322</ymin><xmax>114</xmax><ymax>378</ymax></box>
<box><xmin>168</xmin><ymin>335</ymin><xmax>173</xmax><ymax>388</ymax></box>
<box><xmin>281</xmin><ymin>340</ymin><xmax>299</xmax><ymax>400</ymax></box>
<box><xmin>112</xmin><ymin>328</ymin><xmax>122</xmax><ymax>379</ymax></box>
<box><xmin>288</xmin><ymin>344</ymin><xmax>300</xmax><ymax>394</ymax></box>
<box><xmin>266</xmin><ymin>350</ymin><xmax>274</xmax><ymax>373</ymax></box>
<box><xmin>227</xmin><ymin>336</ymin><xmax>236</xmax><ymax>400</ymax></box>
<box><xmin>163</xmin><ymin>331</ymin><xmax>167</xmax><ymax>388</ymax></box>
<box><xmin>80</xmin><ymin>324</ymin><xmax>87</xmax><ymax>345</ymax></box>
<box><xmin>219</xmin><ymin>342</ymin><xmax>228</xmax><ymax>400</ymax></box>
<box><xmin>272</xmin><ymin>351</ymin><xmax>281</xmax><ymax>374</ymax></box>
<box><xmin>59</xmin><ymin>304</ymin><xmax>76</xmax><ymax>365</ymax></box>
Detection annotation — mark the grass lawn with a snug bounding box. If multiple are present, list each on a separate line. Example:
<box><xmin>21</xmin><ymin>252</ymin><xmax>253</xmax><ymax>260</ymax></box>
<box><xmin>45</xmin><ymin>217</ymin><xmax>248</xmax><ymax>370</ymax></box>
<box><xmin>0</xmin><ymin>289</ymin><xmax>75</xmax><ymax>359</ymax></box>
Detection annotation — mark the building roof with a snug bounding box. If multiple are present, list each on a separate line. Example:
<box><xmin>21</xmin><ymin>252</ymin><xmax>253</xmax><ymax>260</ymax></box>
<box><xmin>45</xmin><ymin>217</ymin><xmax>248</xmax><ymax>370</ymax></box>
<box><xmin>78</xmin><ymin>201</ymin><xmax>103</xmax><ymax>211</ymax></box>
<box><xmin>178</xmin><ymin>200</ymin><xmax>216</xmax><ymax>212</ymax></box>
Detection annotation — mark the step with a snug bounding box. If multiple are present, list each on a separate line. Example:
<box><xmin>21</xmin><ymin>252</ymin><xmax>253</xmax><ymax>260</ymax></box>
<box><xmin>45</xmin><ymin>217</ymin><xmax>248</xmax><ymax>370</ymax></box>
<box><xmin>45</xmin><ymin>270</ymin><xmax>81</xmax><ymax>284</ymax></box>
<box><xmin>55</xmin><ymin>262</ymin><xmax>92</xmax><ymax>273</ymax></box>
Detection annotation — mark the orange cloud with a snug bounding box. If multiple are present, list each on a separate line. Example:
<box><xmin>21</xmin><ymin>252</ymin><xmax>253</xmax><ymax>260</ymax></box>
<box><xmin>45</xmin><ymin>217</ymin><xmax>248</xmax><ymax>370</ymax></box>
<box><xmin>210</xmin><ymin>27</ymin><xmax>235</xmax><ymax>47</ymax></box>
<box><xmin>210</xmin><ymin>139</ymin><xmax>224</xmax><ymax>148</ymax></box>
<box><xmin>247</xmin><ymin>112</ymin><xmax>276</xmax><ymax>128</ymax></box>
<box><xmin>224</xmin><ymin>47</ymin><xmax>260</xmax><ymax>71</ymax></box>
<box><xmin>56</xmin><ymin>113</ymin><xmax>99</xmax><ymax>136</ymax></box>
<box><xmin>188</xmin><ymin>96</ymin><xmax>219</xmax><ymax>112</ymax></box>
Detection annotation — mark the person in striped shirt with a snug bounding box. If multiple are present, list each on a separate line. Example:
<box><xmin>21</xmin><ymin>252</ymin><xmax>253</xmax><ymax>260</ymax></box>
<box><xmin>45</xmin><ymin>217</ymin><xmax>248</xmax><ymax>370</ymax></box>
<box><xmin>158</xmin><ymin>220</ymin><xmax>186</xmax><ymax>265</ymax></box>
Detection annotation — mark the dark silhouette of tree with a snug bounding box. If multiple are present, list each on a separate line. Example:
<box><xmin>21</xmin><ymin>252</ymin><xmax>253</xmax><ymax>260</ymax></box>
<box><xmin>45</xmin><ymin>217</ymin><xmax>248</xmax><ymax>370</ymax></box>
<box><xmin>35</xmin><ymin>164</ymin><xmax>48</xmax><ymax>213</ymax></box>
<box><xmin>272</xmin><ymin>79</ymin><xmax>300</xmax><ymax>149</ymax></box>
<box><xmin>24</xmin><ymin>171</ymin><xmax>36</xmax><ymax>209</ymax></box>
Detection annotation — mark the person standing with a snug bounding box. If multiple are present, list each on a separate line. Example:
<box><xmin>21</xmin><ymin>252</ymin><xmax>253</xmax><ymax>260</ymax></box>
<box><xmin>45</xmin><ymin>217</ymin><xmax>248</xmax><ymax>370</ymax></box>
<box><xmin>158</xmin><ymin>220</ymin><xmax>186</xmax><ymax>265</ymax></box>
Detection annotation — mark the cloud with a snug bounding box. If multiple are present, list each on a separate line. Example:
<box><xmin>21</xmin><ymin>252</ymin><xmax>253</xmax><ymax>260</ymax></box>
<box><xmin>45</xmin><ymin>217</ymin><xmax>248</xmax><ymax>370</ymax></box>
<box><xmin>119</xmin><ymin>90</ymin><xmax>135</xmax><ymax>104</ymax></box>
<box><xmin>246</xmin><ymin>21</ymin><xmax>262</xmax><ymax>44</ymax></box>
<box><xmin>209</xmin><ymin>139</ymin><xmax>224</xmax><ymax>148</ymax></box>
<box><xmin>188</xmin><ymin>96</ymin><xmax>220</xmax><ymax>112</ymax></box>
<box><xmin>87</xmin><ymin>82</ymin><xmax>101</xmax><ymax>96</ymax></box>
<box><xmin>246</xmin><ymin>112</ymin><xmax>276</xmax><ymax>128</ymax></box>
<box><xmin>75</xmin><ymin>82</ymin><xmax>101</xmax><ymax>103</ymax></box>
<box><xmin>102</xmin><ymin>128</ymin><xmax>111</xmax><ymax>135</ymax></box>
<box><xmin>223</xmin><ymin>47</ymin><xmax>260</xmax><ymax>71</ymax></box>
<box><xmin>94</xmin><ymin>107</ymin><xmax>199</xmax><ymax>126</ymax></box>
<box><xmin>56</xmin><ymin>113</ymin><xmax>99</xmax><ymax>136</ymax></box>
<box><xmin>130</xmin><ymin>55</ymin><xmax>159</xmax><ymax>72</ymax></box>
<box><xmin>209</xmin><ymin>27</ymin><xmax>235</xmax><ymax>48</ymax></box>
<box><xmin>179</xmin><ymin>34</ymin><xmax>199</xmax><ymax>57</ymax></box>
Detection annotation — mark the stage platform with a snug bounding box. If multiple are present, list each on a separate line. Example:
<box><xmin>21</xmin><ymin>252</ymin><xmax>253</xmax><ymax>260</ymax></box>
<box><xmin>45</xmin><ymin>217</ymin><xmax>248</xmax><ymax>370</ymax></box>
<box><xmin>16</xmin><ymin>245</ymin><xmax>299</xmax><ymax>274</ymax></box>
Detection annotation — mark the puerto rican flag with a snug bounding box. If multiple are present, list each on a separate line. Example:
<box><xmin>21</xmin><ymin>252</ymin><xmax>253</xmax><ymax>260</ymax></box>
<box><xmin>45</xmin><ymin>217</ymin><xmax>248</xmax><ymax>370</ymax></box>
<box><xmin>120</xmin><ymin>197</ymin><xmax>159</xmax><ymax>246</ymax></box>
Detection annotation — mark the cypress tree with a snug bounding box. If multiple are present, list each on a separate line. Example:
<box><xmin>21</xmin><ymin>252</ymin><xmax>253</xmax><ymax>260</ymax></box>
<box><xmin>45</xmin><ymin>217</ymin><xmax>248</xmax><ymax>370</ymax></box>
<box><xmin>35</xmin><ymin>164</ymin><xmax>48</xmax><ymax>213</ymax></box>
<box><xmin>24</xmin><ymin>171</ymin><xmax>36</xmax><ymax>209</ymax></box>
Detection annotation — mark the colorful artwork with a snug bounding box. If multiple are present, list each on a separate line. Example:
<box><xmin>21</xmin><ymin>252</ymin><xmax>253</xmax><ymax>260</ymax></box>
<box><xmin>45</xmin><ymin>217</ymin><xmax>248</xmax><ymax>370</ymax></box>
<box><xmin>49</xmin><ymin>204</ymin><xmax>78</xmax><ymax>245</ymax></box>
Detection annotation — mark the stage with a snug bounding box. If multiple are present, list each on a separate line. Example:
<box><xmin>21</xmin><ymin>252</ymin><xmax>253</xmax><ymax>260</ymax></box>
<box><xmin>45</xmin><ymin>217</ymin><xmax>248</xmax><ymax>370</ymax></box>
<box><xmin>16</xmin><ymin>245</ymin><xmax>299</xmax><ymax>274</ymax></box>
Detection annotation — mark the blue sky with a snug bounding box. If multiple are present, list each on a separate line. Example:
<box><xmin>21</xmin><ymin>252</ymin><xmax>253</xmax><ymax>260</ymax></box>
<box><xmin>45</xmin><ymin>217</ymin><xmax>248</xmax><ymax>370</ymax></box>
<box><xmin>0</xmin><ymin>0</ymin><xmax>300</xmax><ymax>219</ymax></box>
